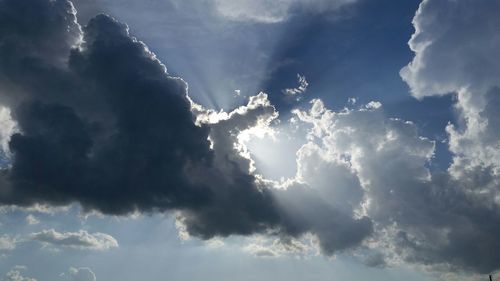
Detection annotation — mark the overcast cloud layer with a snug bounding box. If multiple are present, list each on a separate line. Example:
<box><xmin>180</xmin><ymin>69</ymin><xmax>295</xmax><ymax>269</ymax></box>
<box><xmin>0</xmin><ymin>0</ymin><xmax>500</xmax><ymax>279</ymax></box>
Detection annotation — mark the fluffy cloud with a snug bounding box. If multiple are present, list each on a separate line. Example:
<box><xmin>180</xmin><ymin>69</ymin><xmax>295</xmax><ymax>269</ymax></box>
<box><xmin>287</xmin><ymin>100</ymin><xmax>432</xmax><ymax>256</ymax></box>
<box><xmin>1</xmin><ymin>267</ymin><xmax>36</xmax><ymax>281</ymax></box>
<box><xmin>62</xmin><ymin>267</ymin><xmax>96</xmax><ymax>281</ymax></box>
<box><xmin>401</xmin><ymin>0</ymin><xmax>500</xmax><ymax>177</ymax></box>
<box><xmin>401</xmin><ymin>0</ymin><xmax>500</xmax><ymax>100</ymax></box>
<box><xmin>30</xmin><ymin>229</ymin><xmax>118</xmax><ymax>251</ymax></box>
<box><xmin>192</xmin><ymin>94</ymin><xmax>374</xmax><ymax>254</ymax></box>
<box><xmin>286</xmin><ymin>98</ymin><xmax>500</xmax><ymax>274</ymax></box>
<box><xmin>0</xmin><ymin>234</ymin><xmax>16</xmax><ymax>250</ymax></box>
<box><xmin>398</xmin><ymin>0</ymin><xmax>500</xmax><ymax>272</ymax></box>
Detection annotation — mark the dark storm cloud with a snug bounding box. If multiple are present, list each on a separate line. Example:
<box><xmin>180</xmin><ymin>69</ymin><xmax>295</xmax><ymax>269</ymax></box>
<box><xmin>0</xmin><ymin>0</ymin><xmax>81</xmax><ymax>65</ymax></box>
<box><xmin>0</xmin><ymin>0</ymin><xmax>278</xmax><ymax>238</ymax></box>
<box><xmin>0</xmin><ymin>0</ymin><xmax>81</xmax><ymax>107</ymax></box>
<box><xmin>0</xmin><ymin>6</ymin><xmax>216</xmax><ymax>214</ymax></box>
<box><xmin>0</xmin><ymin>0</ymin><xmax>371</xmax><ymax>254</ymax></box>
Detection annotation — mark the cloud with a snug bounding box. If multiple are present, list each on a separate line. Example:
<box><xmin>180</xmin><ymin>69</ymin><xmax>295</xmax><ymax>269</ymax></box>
<box><xmin>0</xmin><ymin>107</ymin><xmax>16</xmax><ymax>157</ymax></box>
<box><xmin>181</xmin><ymin>92</ymin><xmax>282</xmax><ymax>238</ymax></box>
<box><xmin>283</xmin><ymin>74</ymin><xmax>308</xmax><ymax>98</ymax></box>
<box><xmin>398</xmin><ymin>1</ymin><xmax>500</xmax><ymax>272</ymax></box>
<box><xmin>214</xmin><ymin>0</ymin><xmax>356</xmax><ymax>23</ymax></box>
<box><xmin>0</xmin><ymin>1</ymin><xmax>270</xmax><ymax>245</ymax></box>
<box><xmin>243</xmin><ymin>235</ymin><xmax>315</xmax><ymax>258</ymax></box>
<box><xmin>1</xmin><ymin>267</ymin><xmax>36</xmax><ymax>281</ymax></box>
<box><xmin>25</xmin><ymin>214</ymin><xmax>39</xmax><ymax>225</ymax></box>
<box><xmin>191</xmin><ymin>93</ymin><xmax>373</xmax><ymax>253</ymax></box>
<box><xmin>287</xmin><ymin>98</ymin><xmax>500</xmax><ymax>274</ymax></box>
<box><xmin>400</xmin><ymin>0</ymin><xmax>500</xmax><ymax>176</ymax></box>
<box><xmin>62</xmin><ymin>267</ymin><xmax>96</xmax><ymax>281</ymax></box>
<box><xmin>274</xmin><ymin>182</ymin><xmax>373</xmax><ymax>255</ymax></box>
<box><xmin>30</xmin><ymin>229</ymin><xmax>118</xmax><ymax>251</ymax></box>
<box><xmin>400</xmin><ymin>0</ymin><xmax>500</xmax><ymax>100</ymax></box>
<box><xmin>0</xmin><ymin>0</ymin><xmax>282</xmax><ymax>242</ymax></box>
<box><xmin>0</xmin><ymin>0</ymin><xmax>368</xmax><ymax>254</ymax></box>
<box><xmin>244</xmin><ymin>243</ymin><xmax>279</xmax><ymax>258</ymax></box>
<box><xmin>0</xmin><ymin>235</ymin><xmax>17</xmax><ymax>250</ymax></box>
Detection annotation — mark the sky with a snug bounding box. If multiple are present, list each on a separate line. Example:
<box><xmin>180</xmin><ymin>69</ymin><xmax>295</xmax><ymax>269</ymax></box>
<box><xmin>0</xmin><ymin>0</ymin><xmax>499</xmax><ymax>281</ymax></box>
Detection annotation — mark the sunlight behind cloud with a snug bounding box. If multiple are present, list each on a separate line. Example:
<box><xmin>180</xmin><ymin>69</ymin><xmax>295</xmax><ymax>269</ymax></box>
<box><xmin>240</xmin><ymin>121</ymin><xmax>305</xmax><ymax>180</ymax></box>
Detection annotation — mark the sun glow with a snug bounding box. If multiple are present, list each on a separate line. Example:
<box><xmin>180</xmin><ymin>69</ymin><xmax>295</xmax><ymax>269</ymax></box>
<box><xmin>238</xmin><ymin>120</ymin><xmax>306</xmax><ymax>181</ymax></box>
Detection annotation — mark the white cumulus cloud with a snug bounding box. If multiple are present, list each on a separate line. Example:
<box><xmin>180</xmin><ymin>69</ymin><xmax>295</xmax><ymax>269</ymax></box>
<box><xmin>62</xmin><ymin>267</ymin><xmax>96</xmax><ymax>281</ymax></box>
<box><xmin>30</xmin><ymin>229</ymin><xmax>118</xmax><ymax>251</ymax></box>
<box><xmin>401</xmin><ymin>0</ymin><xmax>500</xmax><ymax>184</ymax></box>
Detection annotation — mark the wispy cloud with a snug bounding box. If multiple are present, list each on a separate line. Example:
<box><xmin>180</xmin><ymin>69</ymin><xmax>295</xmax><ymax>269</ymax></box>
<box><xmin>214</xmin><ymin>0</ymin><xmax>356</xmax><ymax>23</ymax></box>
<box><xmin>283</xmin><ymin>74</ymin><xmax>308</xmax><ymax>97</ymax></box>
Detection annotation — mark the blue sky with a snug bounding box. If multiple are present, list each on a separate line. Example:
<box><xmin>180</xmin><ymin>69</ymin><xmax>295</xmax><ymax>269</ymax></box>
<box><xmin>0</xmin><ymin>0</ymin><xmax>499</xmax><ymax>281</ymax></box>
